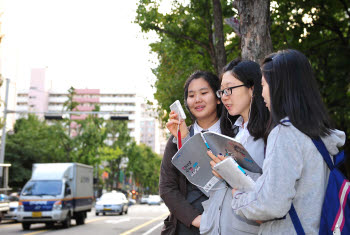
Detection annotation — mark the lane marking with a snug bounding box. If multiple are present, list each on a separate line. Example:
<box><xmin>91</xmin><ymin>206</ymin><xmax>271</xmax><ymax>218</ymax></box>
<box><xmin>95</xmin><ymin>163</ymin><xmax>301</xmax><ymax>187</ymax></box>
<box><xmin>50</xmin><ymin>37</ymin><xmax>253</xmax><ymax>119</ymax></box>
<box><xmin>24</xmin><ymin>229</ymin><xmax>49</xmax><ymax>235</ymax></box>
<box><xmin>0</xmin><ymin>223</ymin><xmax>21</xmax><ymax>228</ymax></box>
<box><xmin>105</xmin><ymin>218</ymin><xmax>130</xmax><ymax>224</ymax></box>
<box><xmin>22</xmin><ymin>217</ymin><xmax>106</xmax><ymax>235</ymax></box>
<box><xmin>142</xmin><ymin>222</ymin><xmax>163</xmax><ymax>235</ymax></box>
<box><xmin>85</xmin><ymin>217</ymin><xmax>107</xmax><ymax>224</ymax></box>
<box><xmin>120</xmin><ymin>213</ymin><xmax>168</xmax><ymax>235</ymax></box>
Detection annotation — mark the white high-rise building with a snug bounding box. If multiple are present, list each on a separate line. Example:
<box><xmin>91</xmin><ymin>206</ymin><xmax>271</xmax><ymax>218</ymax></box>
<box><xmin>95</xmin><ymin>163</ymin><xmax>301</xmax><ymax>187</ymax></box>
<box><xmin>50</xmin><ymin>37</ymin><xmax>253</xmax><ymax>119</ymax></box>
<box><xmin>139</xmin><ymin>102</ymin><xmax>167</xmax><ymax>155</ymax></box>
<box><xmin>15</xmin><ymin>70</ymin><xmax>142</xmax><ymax>143</ymax></box>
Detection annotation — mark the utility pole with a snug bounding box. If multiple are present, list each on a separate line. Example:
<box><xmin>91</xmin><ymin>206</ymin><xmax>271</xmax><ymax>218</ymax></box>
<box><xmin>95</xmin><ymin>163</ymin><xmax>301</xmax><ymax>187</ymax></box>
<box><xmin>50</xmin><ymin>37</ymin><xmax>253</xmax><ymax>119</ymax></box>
<box><xmin>0</xmin><ymin>78</ymin><xmax>10</xmax><ymax>179</ymax></box>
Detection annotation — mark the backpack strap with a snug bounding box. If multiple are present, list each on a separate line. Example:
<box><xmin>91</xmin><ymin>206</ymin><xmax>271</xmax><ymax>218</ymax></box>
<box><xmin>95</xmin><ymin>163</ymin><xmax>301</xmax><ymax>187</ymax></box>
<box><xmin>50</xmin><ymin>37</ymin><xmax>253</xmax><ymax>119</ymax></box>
<box><xmin>312</xmin><ymin>137</ymin><xmax>334</xmax><ymax>171</ymax></box>
<box><xmin>289</xmin><ymin>204</ymin><xmax>306</xmax><ymax>235</ymax></box>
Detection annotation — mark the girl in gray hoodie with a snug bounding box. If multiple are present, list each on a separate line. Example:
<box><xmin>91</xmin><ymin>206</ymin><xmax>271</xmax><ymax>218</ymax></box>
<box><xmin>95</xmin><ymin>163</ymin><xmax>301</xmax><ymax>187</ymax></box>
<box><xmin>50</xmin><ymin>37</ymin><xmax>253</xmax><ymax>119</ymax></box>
<box><xmin>230</xmin><ymin>49</ymin><xmax>346</xmax><ymax>234</ymax></box>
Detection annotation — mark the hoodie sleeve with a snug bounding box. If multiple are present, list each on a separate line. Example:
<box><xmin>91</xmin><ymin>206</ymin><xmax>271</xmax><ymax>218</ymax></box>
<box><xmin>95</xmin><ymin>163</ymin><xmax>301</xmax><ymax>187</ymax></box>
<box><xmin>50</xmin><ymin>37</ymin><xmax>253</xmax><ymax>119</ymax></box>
<box><xmin>231</xmin><ymin>125</ymin><xmax>306</xmax><ymax>221</ymax></box>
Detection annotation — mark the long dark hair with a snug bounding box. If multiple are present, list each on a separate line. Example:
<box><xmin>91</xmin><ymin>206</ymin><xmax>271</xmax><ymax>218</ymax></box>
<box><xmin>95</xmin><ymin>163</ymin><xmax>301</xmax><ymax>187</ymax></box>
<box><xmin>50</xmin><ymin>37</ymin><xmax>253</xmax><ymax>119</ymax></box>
<box><xmin>220</xmin><ymin>59</ymin><xmax>270</xmax><ymax>140</ymax></box>
<box><xmin>183</xmin><ymin>71</ymin><xmax>223</xmax><ymax>123</ymax></box>
<box><xmin>261</xmin><ymin>49</ymin><xmax>333</xmax><ymax>139</ymax></box>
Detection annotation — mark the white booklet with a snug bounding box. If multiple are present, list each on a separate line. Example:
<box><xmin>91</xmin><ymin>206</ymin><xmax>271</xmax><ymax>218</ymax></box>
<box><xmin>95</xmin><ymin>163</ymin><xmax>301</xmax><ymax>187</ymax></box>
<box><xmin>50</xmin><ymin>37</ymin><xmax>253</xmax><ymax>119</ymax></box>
<box><xmin>213</xmin><ymin>157</ymin><xmax>255</xmax><ymax>191</ymax></box>
<box><xmin>171</xmin><ymin>131</ymin><xmax>261</xmax><ymax>196</ymax></box>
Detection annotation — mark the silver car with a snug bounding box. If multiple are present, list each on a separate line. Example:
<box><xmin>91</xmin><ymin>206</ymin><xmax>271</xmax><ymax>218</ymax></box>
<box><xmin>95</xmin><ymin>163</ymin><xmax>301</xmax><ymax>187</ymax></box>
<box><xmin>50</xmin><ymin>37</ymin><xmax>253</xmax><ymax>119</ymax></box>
<box><xmin>95</xmin><ymin>191</ymin><xmax>128</xmax><ymax>216</ymax></box>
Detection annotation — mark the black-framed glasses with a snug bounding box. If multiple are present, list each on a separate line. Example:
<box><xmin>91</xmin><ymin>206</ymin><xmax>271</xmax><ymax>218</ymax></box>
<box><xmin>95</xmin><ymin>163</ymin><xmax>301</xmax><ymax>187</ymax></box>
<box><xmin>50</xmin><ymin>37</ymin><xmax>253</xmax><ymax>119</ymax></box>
<box><xmin>216</xmin><ymin>85</ymin><xmax>246</xmax><ymax>98</ymax></box>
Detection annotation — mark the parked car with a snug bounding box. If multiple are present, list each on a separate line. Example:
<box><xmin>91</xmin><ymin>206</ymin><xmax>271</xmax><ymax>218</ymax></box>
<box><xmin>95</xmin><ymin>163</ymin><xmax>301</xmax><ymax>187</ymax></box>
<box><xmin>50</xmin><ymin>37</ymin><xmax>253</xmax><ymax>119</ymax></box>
<box><xmin>147</xmin><ymin>195</ymin><xmax>161</xmax><ymax>205</ymax></box>
<box><xmin>0</xmin><ymin>194</ymin><xmax>10</xmax><ymax>222</ymax></box>
<box><xmin>95</xmin><ymin>191</ymin><xmax>128</xmax><ymax>215</ymax></box>
<box><xmin>140</xmin><ymin>195</ymin><xmax>149</xmax><ymax>204</ymax></box>
<box><xmin>4</xmin><ymin>194</ymin><xmax>19</xmax><ymax>221</ymax></box>
<box><xmin>128</xmin><ymin>198</ymin><xmax>136</xmax><ymax>206</ymax></box>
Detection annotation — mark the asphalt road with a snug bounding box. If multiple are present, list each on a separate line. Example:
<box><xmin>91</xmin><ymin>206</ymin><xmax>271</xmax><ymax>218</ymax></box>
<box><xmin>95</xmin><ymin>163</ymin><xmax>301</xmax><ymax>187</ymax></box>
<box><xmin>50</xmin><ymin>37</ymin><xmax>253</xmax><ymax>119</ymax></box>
<box><xmin>0</xmin><ymin>204</ymin><xmax>169</xmax><ymax>235</ymax></box>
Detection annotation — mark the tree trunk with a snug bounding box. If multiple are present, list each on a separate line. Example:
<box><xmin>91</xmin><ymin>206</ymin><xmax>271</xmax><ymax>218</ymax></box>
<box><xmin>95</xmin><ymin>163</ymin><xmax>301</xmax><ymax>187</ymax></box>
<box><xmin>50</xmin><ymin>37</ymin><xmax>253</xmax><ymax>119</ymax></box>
<box><xmin>212</xmin><ymin>0</ymin><xmax>227</xmax><ymax>73</ymax></box>
<box><xmin>234</xmin><ymin>0</ymin><xmax>273</xmax><ymax>63</ymax></box>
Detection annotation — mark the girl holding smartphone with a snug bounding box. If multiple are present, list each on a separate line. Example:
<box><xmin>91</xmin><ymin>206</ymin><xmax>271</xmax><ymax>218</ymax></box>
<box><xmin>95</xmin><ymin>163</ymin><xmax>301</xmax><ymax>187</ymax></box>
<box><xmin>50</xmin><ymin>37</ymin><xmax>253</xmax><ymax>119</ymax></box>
<box><xmin>160</xmin><ymin>71</ymin><xmax>233</xmax><ymax>235</ymax></box>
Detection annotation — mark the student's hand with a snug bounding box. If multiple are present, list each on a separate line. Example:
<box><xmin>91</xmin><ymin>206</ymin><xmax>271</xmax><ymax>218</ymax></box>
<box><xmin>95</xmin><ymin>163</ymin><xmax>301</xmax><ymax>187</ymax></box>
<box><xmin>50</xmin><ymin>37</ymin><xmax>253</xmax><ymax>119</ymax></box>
<box><xmin>166</xmin><ymin>111</ymin><xmax>189</xmax><ymax>138</ymax></box>
<box><xmin>207</xmin><ymin>151</ymin><xmax>226</xmax><ymax>179</ymax></box>
<box><xmin>191</xmin><ymin>215</ymin><xmax>201</xmax><ymax>228</ymax></box>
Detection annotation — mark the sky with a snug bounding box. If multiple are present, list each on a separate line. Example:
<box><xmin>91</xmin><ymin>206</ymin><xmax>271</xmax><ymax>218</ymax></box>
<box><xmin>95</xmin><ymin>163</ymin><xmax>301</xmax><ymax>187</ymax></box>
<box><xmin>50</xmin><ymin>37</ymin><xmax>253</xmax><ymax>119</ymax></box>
<box><xmin>1</xmin><ymin>0</ymin><xmax>164</xmax><ymax>100</ymax></box>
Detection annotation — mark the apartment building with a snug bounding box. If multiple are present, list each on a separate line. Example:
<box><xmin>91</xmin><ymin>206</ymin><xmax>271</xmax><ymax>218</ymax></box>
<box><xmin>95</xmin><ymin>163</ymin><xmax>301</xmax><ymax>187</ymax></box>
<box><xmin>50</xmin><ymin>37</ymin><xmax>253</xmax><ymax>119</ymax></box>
<box><xmin>139</xmin><ymin>103</ymin><xmax>167</xmax><ymax>155</ymax></box>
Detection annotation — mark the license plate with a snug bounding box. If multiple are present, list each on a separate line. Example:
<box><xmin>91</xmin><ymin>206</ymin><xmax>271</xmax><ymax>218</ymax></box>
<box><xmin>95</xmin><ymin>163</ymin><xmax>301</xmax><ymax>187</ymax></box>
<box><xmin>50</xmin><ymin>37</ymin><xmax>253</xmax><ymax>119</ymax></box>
<box><xmin>103</xmin><ymin>208</ymin><xmax>112</xmax><ymax>211</ymax></box>
<box><xmin>32</xmin><ymin>212</ymin><xmax>42</xmax><ymax>217</ymax></box>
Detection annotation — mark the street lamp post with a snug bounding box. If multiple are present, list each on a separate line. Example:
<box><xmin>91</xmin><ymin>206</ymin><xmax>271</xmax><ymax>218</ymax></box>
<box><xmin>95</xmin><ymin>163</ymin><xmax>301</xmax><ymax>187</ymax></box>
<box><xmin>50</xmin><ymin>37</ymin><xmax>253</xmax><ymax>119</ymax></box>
<box><xmin>0</xmin><ymin>79</ymin><xmax>10</xmax><ymax>180</ymax></box>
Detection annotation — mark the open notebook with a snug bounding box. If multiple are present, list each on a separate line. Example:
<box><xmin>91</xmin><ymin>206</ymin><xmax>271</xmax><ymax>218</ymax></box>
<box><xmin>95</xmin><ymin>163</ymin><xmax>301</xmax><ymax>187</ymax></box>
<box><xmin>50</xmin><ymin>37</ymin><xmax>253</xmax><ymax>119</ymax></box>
<box><xmin>171</xmin><ymin>131</ymin><xmax>261</xmax><ymax>196</ymax></box>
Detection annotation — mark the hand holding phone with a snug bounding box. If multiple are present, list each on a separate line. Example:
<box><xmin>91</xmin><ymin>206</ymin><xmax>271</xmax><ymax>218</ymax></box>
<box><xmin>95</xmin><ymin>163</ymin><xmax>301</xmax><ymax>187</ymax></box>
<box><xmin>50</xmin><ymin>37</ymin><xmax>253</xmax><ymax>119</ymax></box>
<box><xmin>170</xmin><ymin>100</ymin><xmax>186</xmax><ymax>120</ymax></box>
<box><xmin>167</xmin><ymin>100</ymin><xmax>188</xmax><ymax>146</ymax></box>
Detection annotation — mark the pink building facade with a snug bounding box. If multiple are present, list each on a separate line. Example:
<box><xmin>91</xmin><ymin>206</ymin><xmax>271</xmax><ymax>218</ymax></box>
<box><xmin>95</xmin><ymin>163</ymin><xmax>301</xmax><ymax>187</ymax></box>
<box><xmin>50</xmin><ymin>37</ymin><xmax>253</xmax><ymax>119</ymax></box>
<box><xmin>27</xmin><ymin>68</ymin><xmax>48</xmax><ymax>118</ymax></box>
<box><xmin>71</xmin><ymin>89</ymin><xmax>100</xmax><ymax>120</ymax></box>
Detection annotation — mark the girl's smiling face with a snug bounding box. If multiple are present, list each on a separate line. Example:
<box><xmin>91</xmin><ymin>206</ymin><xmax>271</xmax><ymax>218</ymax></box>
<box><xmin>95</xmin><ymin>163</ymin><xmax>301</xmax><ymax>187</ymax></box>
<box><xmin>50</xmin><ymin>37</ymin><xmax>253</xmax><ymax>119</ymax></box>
<box><xmin>186</xmin><ymin>77</ymin><xmax>220</xmax><ymax>122</ymax></box>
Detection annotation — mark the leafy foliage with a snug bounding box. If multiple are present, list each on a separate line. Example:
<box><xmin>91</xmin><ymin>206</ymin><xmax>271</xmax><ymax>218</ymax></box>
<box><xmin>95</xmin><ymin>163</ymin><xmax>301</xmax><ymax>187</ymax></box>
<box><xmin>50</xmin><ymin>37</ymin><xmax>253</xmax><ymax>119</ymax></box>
<box><xmin>269</xmin><ymin>0</ymin><xmax>350</xmax><ymax>172</ymax></box>
<box><xmin>126</xmin><ymin>142</ymin><xmax>161</xmax><ymax>194</ymax></box>
<box><xmin>136</xmin><ymin>0</ymin><xmax>240</xmax><ymax>124</ymax></box>
<box><xmin>136</xmin><ymin>0</ymin><xmax>350</xmax><ymax>172</ymax></box>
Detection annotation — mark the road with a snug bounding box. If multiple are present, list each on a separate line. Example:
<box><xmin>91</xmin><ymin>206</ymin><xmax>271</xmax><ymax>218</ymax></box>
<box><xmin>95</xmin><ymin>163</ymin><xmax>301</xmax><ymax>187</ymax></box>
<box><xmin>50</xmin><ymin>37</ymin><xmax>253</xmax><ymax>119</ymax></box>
<box><xmin>0</xmin><ymin>204</ymin><xmax>169</xmax><ymax>235</ymax></box>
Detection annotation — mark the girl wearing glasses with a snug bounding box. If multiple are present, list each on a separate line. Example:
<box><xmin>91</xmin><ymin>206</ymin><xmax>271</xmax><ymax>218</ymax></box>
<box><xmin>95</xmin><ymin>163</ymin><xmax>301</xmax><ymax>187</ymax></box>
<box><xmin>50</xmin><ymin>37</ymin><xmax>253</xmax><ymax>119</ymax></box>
<box><xmin>200</xmin><ymin>59</ymin><xmax>270</xmax><ymax>235</ymax></box>
<box><xmin>229</xmin><ymin>50</ymin><xmax>345</xmax><ymax>234</ymax></box>
<box><xmin>160</xmin><ymin>71</ymin><xmax>234</xmax><ymax>235</ymax></box>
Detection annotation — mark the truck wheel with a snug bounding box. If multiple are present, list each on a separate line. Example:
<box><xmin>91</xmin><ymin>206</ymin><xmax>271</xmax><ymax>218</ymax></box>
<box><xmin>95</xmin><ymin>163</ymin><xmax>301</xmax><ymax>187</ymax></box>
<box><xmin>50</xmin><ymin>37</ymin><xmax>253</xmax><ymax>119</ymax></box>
<box><xmin>22</xmin><ymin>222</ymin><xmax>31</xmax><ymax>230</ymax></box>
<box><xmin>76</xmin><ymin>212</ymin><xmax>85</xmax><ymax>225</ymax></box>
<box><xmin>62</xmin><ymin>212</ymin><xmax>71</xmax><ymax>228</ymax></box>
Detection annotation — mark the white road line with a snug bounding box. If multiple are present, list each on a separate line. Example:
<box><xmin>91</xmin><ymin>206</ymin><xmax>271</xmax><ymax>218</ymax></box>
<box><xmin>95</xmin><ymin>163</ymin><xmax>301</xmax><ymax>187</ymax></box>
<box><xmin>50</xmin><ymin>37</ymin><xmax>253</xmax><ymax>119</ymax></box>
<box><xmin>105</xmin><ymin>218</ymin><xmax>130</xmax><ymax>224</ymax></box>
<box><xmin>142</xmin><ymin>221</ymin><xmax>164</xmax><ymax>235</ymax></box>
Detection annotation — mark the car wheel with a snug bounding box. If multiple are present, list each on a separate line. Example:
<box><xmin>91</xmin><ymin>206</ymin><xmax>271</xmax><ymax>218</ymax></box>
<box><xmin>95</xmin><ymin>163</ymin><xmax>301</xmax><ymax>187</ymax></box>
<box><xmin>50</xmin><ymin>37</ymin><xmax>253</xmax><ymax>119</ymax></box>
<box><xmin>125</xmin><ymin>209</ymin><xmax>128</xmax><ymax>214</ymax></box>
<box><xmin>95</xmin><ymin>212</ymin><xmax>99</xmax><ymax>216</ymax></box>
<box><xmin>62</xmin><ymin>212</ymin><xmax>71</xmax><ymax>228</ymax></box>
<box><xmin>22</xmin><ymin>222</ymin><xmax>31</xmax><ymax>230</ymax></box>
<box><xmin>102</xmin><ymin>212</ymin><xmax>106</xmax><ymax>216</ymax></box>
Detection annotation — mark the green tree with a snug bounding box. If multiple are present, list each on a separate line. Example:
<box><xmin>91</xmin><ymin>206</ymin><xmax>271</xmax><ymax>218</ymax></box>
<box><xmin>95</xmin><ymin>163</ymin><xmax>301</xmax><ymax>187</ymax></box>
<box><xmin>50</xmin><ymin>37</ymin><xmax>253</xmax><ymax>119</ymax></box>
<box><xmin>61</xmin><ymin>86</ymin><xmax>79</xmax><ymax>162</ymax></box>
<box><xmin>98</xmin><ymin>146</ymin><xmax>123</xmax><ymax>191</ymax></box>
<box><xmin>5</xmin><ymin>115</ymin><xmax>66</xmax><ymax>188</ymax></box>
<box><xmin>137</xmin><ymin>0</ymin><xmax>350</xmax><ymax>173</ymax></box>
<box><xmin>74</xmin><ymin>105</ymin><xmax>107</xmax><ymax>165</ymax></box>
<box><xmin>126</xmin><ymin>142</ymin><xmax>161</xmax><ymax>194</ymax></box>
<box><xmin>103</xmin><ymin>120</ymin><xmax>132</xmax><ymax>190</ymax></box>
<box><xmin>269</xmin><ymin>0</ymin><xmax>350</xmax><ymax>174</ymax></box>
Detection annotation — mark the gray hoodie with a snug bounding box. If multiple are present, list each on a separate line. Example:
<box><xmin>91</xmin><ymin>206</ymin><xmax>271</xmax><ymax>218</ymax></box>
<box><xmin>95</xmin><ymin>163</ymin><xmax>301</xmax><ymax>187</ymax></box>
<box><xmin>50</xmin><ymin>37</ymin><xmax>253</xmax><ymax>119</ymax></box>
<box><xmin>231</xmin><ymin>121</ymin><xmax>346</xmax><ymax>235</ymax></box>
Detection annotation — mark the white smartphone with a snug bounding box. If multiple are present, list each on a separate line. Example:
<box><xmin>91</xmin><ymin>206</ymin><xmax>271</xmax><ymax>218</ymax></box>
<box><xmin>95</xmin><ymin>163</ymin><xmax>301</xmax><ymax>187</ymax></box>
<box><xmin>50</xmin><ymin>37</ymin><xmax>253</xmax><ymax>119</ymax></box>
<box><xmin>170</xmin><ymin>100</ymin><xmax>186</xmax><ymax>120</ymax></box>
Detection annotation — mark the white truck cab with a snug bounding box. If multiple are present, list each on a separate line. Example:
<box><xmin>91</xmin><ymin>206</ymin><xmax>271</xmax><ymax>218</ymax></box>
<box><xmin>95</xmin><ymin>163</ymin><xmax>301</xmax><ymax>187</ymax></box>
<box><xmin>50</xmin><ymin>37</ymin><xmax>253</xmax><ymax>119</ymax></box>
<box><xmin>17</xmin><ymin>163</ymin><xmax>93</xmax><ymax>230</ymax></box>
